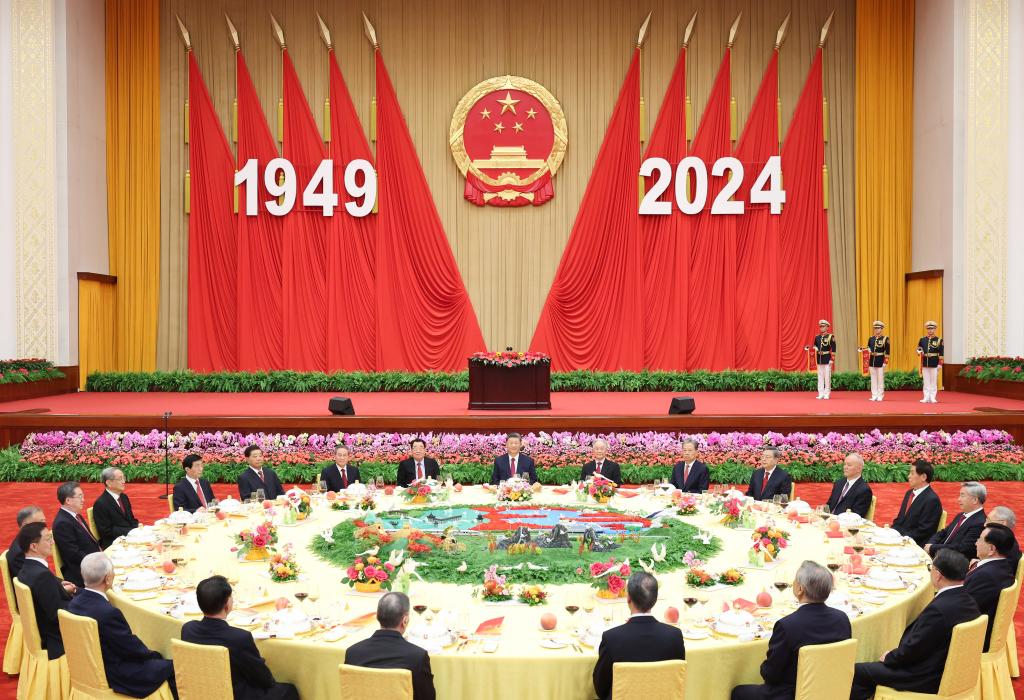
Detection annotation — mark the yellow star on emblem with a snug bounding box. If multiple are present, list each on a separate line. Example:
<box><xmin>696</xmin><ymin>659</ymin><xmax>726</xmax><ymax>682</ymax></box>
<box><xmin>494</xmin><ymin>122</ymin><xmax>505</xmax><ymax>133</ymax></box>
<box><xmin>480</xmin><ymin>108</ymin><xmax>491</xmax><ymax>119</ymax></box>
<box><xmin>497</xmin><ymin>91</ymin><xmax>520</xmax><ymax>115</ymax></box>
<box><xmin>526</xmin><ymin>108</ymin><xmax>538</xmax><ymax>119</ymax></box>
<box><xmin>512</xmin><ymin>122</ymin><xmax>524</xmax><ymax>133</ymax></box>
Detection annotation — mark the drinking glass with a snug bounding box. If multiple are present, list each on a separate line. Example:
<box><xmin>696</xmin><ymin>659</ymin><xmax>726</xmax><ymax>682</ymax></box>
<box><xmin>255</xmin><ymin>488</ymin><xmax>265</xmax><ymax>502</ymax></box>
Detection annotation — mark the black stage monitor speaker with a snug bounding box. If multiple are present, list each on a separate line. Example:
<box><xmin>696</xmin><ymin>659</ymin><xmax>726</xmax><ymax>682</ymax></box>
<box><xmin>328</xmin><ymin>397</ymin><xmax>356</xmax><ymax>415</ymax></box>
<box><xmin>668</xmin><ymin>397</ymin><xmax>696</xmax><ymax>415</ymax></box>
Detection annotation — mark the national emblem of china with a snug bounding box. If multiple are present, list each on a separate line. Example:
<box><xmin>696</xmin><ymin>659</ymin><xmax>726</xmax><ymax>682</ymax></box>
<box><xmin>449</xmin><ymin>76</ymin><xmax>567</xmax><ymax>207</ymax></box>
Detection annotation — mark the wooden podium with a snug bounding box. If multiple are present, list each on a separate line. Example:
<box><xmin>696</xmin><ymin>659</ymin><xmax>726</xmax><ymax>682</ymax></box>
<box><xmin>468</xmin><ymin>360</ymin><xmax>551</xmax><ymax>410</ymax></box>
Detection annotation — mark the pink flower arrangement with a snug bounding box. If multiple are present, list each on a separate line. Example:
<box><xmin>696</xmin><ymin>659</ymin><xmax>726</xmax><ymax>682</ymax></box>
<box><xmin>590</xmin><ymin>558</ymin><xmax>631</xmax><ymax>595</ymax></box>
<box><xmin>674</xmin><ymin>492</ymin><xmax>699</xmax><ymax>515</ymax></box>
<box><xmin>583</xmin><ymin>475</ymin><xmax>618</xmax><ymax>500</ymax></box>
<box><xmin>234</xmin><ymin>521</ymin><xmax>277</xmax><ymax>556</ymax></box>
<box><xmin>469</xmin><ymin>351</ymin><xmax>550</xmax><ymax>368</ymax></box>
<box><xmin>342</xmin><ymin>554</ymin><xmax>394</xmax><ymax>590</ymax></box>
<box><xmin>480</xmin><ymin>565</ymin><xmax>512</xmax><ymax>601</ymax></box>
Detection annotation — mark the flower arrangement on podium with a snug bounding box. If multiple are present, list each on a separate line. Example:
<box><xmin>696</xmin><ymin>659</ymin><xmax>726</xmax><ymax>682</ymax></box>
<box><xmin>469</xmin><ymin>351</ymin><xmax>551</xmax><ymax>368</ymax></box>
<box><xmin>402</xmin><ymin>478</ymin><xmax>440</xmax><ymax>504</ymax></box>
<box><xmin>518</xmin><ymin>585</ymin><xmax>548</xmax><ymax>606</ymax></box>
<box><xmin>673</xmin><ymin>492</ymin><xmax>699</xmax><ymax>515</ymax></box>
<box><xmin>497</xmin><ymin>476</ymin><xmax>533</xmax><ymax>503</ymax></box>
<box><xmin>590</xmin><ymin>559</ymin><xmax>630</xmax><ymax>599</ymax></box>
<box><xmin>581</xmin><ymin>475</ymin><xmax>618</xmax><ymax>504</ymax></box>
<box><xmin>479</xmin><ymin>565</ymin><xmax>513</xmax><ymax>602</ymax></box>
<box><xmin>235</xmin><ymin>521</ymin><xmax>277</xmax><ymax>561</ymax></box>
<box><xmin>342</xmin><ymin>554</ymin><xmax>395</xmax><ymax>593</ymax></box>
<box><xmin>268</xmin><ymin>545</ymin><xmax>299</xmax><ymax>582</ymax></box>
<box><xmin>749</xmin><ymin>526</ymin><xmax>789</xmax><ymax>565</ymax></box>
<box><xmin>284</xmin><ymin>488</ymin><xmax>312</xmax><ymax>520</ymax></box>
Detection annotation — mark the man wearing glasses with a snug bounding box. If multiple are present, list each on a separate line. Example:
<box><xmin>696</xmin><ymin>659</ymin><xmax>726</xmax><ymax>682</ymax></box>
<box><xmin>92</xmin><ymin>467</ymin><xmax>140</xmax><ymax>549</ymax></box>
<box><xmin>52</xmin><ymin>481</ymin><xmax>101</xmax><ymax>586</ymax></box>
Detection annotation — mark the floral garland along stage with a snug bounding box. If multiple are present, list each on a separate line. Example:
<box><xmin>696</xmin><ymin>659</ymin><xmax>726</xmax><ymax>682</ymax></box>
<box><xmin>469</xmin><ymin>351</ymin><xmax>551</xmax><ymax>368</ymax></box>
<box><xmin>960</xmin><ymin>356</ymin><xmax>1024</xmax><ymax>383</ymax></box>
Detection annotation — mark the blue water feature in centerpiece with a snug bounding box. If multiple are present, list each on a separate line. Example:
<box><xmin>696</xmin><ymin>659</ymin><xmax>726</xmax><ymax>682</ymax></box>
<box><xmin>367</xmin><ymin>506</ymin><xmax>651</xmax><ymax>536</ymax></box>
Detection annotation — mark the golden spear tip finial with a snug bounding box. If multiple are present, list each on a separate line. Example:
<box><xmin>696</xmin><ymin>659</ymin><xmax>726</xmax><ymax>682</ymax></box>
<box><xmin>316</xmin><ymin>13</ymin><xmax>333</xmax><ymax>50</ymax></box>
<box><xmin>727</xmin><ymin>12</ymin><xmax>742</xmax><ymax>48</ymax></box>
<box><xmin>362</xmin><ymin>13</ymin><xmax>378</xmax><ymax>49</ymax></box>
<box><xmin>175</xmin><ymin>15</ymin><xmax>191</xmax><ymax>51</ymax></box>
<box><xmin>270</xmin><ymin>13</ymin><xmax>285</xmax><ymax>50</ymax></box>
<box><xmin>636</xmin><ymin>12</ymin><xmax>652</xmax><ymax>48</ymax></box>
<box><xmin>682</xmin><ymin>11</ymin><xmax>698</xmax><ymax>48</ymax></box>
<box><xmin>775</xmin><ymin>14</ymin><xmax>790</xmax><ymax>50</ymax></box>
<box><xmin>819</xmin><ymin>10</ymin><xmax>835</xmax><ymax>47</ymax></box>
<box><xmin>225</xmin><ymin>14</ymin><xmax>240</xmax><ymax>51</ymax></box>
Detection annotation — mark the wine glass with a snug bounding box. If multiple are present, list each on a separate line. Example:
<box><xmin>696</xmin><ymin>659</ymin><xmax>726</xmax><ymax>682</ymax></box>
<box><xmin>683</xmin><ymin>596</ymin><xmax>698</xmax><ymax>623</ymax></box>
<box><xmin>827</xmin><ymin>553</ymin><xmax>841</xmax><ymax>576</ymax></box>
<box><xmin>255</xmin><ymin>488</ymin><xmax>265</xmax><ymax>503</ymax></box>
<box><xmin>375</xmin><ymin>476</ymin><xmax>385</xmax><ymax>489</ymax></box>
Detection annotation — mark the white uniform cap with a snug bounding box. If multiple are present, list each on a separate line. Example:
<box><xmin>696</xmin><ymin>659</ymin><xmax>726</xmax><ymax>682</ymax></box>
<box><xmin>925</xmin><ymin>321</ymin><xmax>937</xmax><ymax>328</ymax></box>
<box><xmin>818</xmin><ymin>320</ymin><xmax>830</xmax><ymax>327</ymax></box>
<box><xmin>872</xmin><ymin>321</ymin><xmax>884</xmax><ymax>328</ymax></box>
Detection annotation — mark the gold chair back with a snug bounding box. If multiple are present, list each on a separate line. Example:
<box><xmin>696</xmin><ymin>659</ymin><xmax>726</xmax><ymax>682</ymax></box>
<box><xmin>938</xmin><ymin>510</ymin><xmax>948</xmax><ymax>531</ymax></box>
<box><xmin>0</xmin><ymin>551</ymin><xmax>19</xmax><ymax>614</ymax></box>
<box><xmin>57</xmin><ymin>609</ymin><xmax>111</xmax><ymax>693</ymax></box>
<box><xmin>339</xmin><ymin>664</ymin><xmax>413</xmax><ymax>700</ymax></box>
<box><xmin>794</xmin><ymin>638</ymin><xmax>858</xmax><ymax>700</ymax></box>
<box><xmin>13</xmin><ymin>579</ymin><xmax>43</xmax><ymax>655</ymax></box>
<box><xmin>611</xmin><ymin>659</ymin><xmax>687</xmax><ymax>700</ymax></box>
<box><xmin>51</xmin><ymin>541</ymin><xmax>64</xmax><ymax>577</ymax></box>
<box><xmin>986</xmin><ymin>579</ymin><xmax>1020</xmax><ymax>654</ymax></box>
<box><xmin>1</xmin><ymin>552</ymin><xmax>23</xmax><ymax>673</ymax></box>
<box><xmin>171</xmin><ymin>639</ymin><xmax>234</xmax><ymax>700</ymax></box>
<box><xmin>866</xmin><ymin>496</ymin><xmax>877</xmax><ymax>522</ymax></box>
<box><xmin>85</xmin><ymin>508</ymin><xmax>101</xmax><ymax>541</ymax></box>
<box><xmin>937</xmin><ymin>614</ymin><xmax>987</xmax><ymax>696</ymax></box>
<box><xmin>1015</xmin><ymin>557</ymin><xmax>1023</xmax><ymax>586</ymax></box>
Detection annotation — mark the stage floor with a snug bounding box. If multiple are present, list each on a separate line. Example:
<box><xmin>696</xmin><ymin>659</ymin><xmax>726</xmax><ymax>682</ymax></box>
<box><xmin>2</xmin><ymin>389</ymin><xmax>1024</xmax><ymax>417</ymax></box>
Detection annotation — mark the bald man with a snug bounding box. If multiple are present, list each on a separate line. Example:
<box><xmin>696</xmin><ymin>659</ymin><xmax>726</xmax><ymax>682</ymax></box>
<box><xmin>825</xmin><ymin>453</ymin><xmax>874</xmax><ymax>518</ymax></box>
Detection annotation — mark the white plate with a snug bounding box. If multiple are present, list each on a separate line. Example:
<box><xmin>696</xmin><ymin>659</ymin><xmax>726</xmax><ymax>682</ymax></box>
<box><xmin>682</xmin><ymin>629</ymin><xmax>710</xmax><ymax>640</ymax></box>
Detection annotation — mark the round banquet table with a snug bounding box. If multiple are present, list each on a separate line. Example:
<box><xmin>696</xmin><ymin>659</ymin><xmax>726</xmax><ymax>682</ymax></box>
<box><xmin>107</xmin><ymin>487</ymin><xmax>932</xmax><ymax>700</ymax></box>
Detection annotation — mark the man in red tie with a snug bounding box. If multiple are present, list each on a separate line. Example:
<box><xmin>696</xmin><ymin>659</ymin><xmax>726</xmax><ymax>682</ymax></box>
<box><xmin>745</xmin><ymin>447</ymin><xmax>793</xmax><ymax>502</ymax></box>
<box><xmin>580</xmin><ymin>439</ymin><xmax>622</xmax><ymax>485</ymax></box>
<box><xmin>320</xmin><ymin>445</ymin><xmax>363</xmax><ymax>492</ymax></box>
<box><xmin>237</xmin><ymin>446</ymin><xmax>285</xmax><ymax>501</ymax></box>
<box><xmin>490</xmin><ymin>433</ymin><xmax>537</xmax><ymax>485</ymax></box>
<box><xmin>397</xmin><ymin>439</ymin><xmax>441</xmax><ymax>487</ymax></box>
<box><xmin>91</xmin><ymin>467</ymin><xmax>140</xmax><ymax>549</ymax></box>
<box><xmin>891</xmin><ymin>460</ymin><xmax>943</xmax><ymax>546</ymax></box>
<box><xmin>173</xmin><ymin>453</ymin><xmax>216</xmax><ymax>513</ymax></box>
<box><xmin>670</xmin><ymin>439</ymin><xmax>710</xmax><ymax>494</ymax></box>
<box><xmin>925</xmin><ymin>481</ymin><xmax>987</xmax><ymax>559</ymax></box>
<box><xmin>51</xmin><ymin>481</ymin><xmax>102</xmax><ymax>586</ymax></box>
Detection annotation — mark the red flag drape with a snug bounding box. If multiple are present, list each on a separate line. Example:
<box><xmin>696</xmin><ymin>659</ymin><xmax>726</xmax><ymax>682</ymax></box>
<box><xmin>327</xmin><ymin>50</ymin><xmax>377</xmax><ymax>371</ymax></box>
<box><xmin>186</xmin><ymin>52</ymin><xmax>237</xmax><ymax>372</ymax></box>
<box><xmin>280</xmin><ymin>50</ymin><xmax>329</xmax><ymax>371</ymax></box>
<box><xmin>687</xmin><ymin>49</ymin><xmax>737</xmax><ymax>371</ymax></box>
<box><xmin>734</xmin><ymin>51</ymin><xmax>781</xmax><ymax>369</ymax></box>
<box><xmin>529</xmin><ymin>49</ymin><xmax>642</xmax><ymax>371</ymax></box>
<box><xmin>640</xmin><ymin>46</ymin><xmax>690</xmax><ymax>370</ymax></box>
<box><xmin>374</xmin><ymin>50</ymin><xmax>484</xmax><ymax>370</ymax></box>
<box><xmin>779</xmin><ymin>49</ymin><xmax>832</xmax><ymax>370</ymax></box>
<box><xmin>235</xmin><ymin>52</ymin><xmax>285</xmax><ymax>370</ymax></box>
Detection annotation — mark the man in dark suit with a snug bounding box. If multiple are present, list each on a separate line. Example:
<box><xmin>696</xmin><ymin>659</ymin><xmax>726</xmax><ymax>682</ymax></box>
<box><xmin>6</xmin><ymin>505</ymin><xmax>45</xmax><ymax>578</ymax></box>
<box><xmin>15</xmin><ymin>522</ymin><xmax>76</xmax><ymax>659</ymax></box>
<box><xmin>237</xmin><ymin>446</ymin><xmax>285</xmax><ymax>501</ymax></box>
<box><xmin>172</xmin><ymin>453</ymin><xmax>216</xmax><ymax>514</ymax></box>
<box><xmin>825</xmin><ymin>453</ymin><xmax>874</xmax><ymax>518</ymax></box>
<box><xmin>320</xmin><ymin>445</ymin><xmax>362</xmax><ymax>491</ymax></box>
<box><xmin>181</xmin><ymin>576</ymin><xmax>298</xmax><ymax>700</ymax></box>
<box><xmin>490</xmin><ymin>433</ymin><xmax>538</xmax><ymax>484</ymax></box>
<box><xmin>592</xmin><ymin>572</ymin><xmax>685</xmax><ymax>700</ymax></box>
<box><xmin>580</xmin><ymin>438</ymin><xmax>622</xmax><ymax>485</ymax></box>
<box><xmin>670</xmin><ymin>439</ymin><xmax>710</xmax><ymax>493</ymax></box>
<box><xmin>92</xmin><ymin>467</ymin><xmax>140</xmax><ymax>549</ymax></box>
<box><xmin>345</xmin><ymin>591</ymin><xmax>436</xmax><ymax>700</ymax></box>
<box><xmin>52</xmin><ymin>481</ymin><xmax>101</xmax><ymax>586</ymax></box>
<box><xmin>891</xmin><ymin>460</ymin><xmax>943</xmax><ymax>546</ymax></box>
<box><xmin>746</xmin><ymin>448</ymin><xmax>793</xmax><ymax>502</ymax></box>
<box><xmin>68</xmin><ymin>553</ymin><xmax>176</xmax><ymax>698</ymax></box>
<box><xmin>732</xmin><ymin>560</ymin><xmax>852</xmax><ymax>700</ymax></box>
<box><xmin>925</xmin><ymin>481</ymin><xmax>987</xmax><ymax>560</ymax></box>
<box><xmin>850</xmin><ymin>549</ymin><xmax>980</xmax><ymax>699</ymax></box>
<box><xmin>986</xmin><ymin>506</ymin><xmax>1021</xmax><ymax>569</ymax></box>
<box><xmin>965</xmin><ymin>523</ymin><xmax>1016</xmax><ymax>650</ymax></box>
<box><xmin>396</xmin><ymin>438</ymin><xmax>440</xmax><ymax>488</ymax></box>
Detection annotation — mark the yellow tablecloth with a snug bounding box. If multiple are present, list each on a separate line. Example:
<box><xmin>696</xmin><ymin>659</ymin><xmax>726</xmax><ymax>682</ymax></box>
<box><xmin>109</xmin><ymin>488</ymin><xmax>932</xmax><ymax>700</ymax></box>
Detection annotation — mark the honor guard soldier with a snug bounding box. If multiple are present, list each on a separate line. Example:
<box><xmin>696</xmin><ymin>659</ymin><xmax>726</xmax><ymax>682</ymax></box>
<box><xmin>917</xmin><ymin>321</ymin><xmax>944</xmax><ymax>403</ymax></box>
<box><xmin>867</xmin><ymin>321</ymin><xmax>890</xmax><ymax>401</ymax></box>
<box><xmin>806</xmin><ymin>320</ymin><xmax>837</xmax><ymax>400</ymax></box>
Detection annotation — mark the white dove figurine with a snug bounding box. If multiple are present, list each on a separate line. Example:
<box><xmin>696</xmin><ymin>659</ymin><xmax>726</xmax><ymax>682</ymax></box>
<box><xmin>650</xmin><ymin>543</ymin><xmax>667</xmax><ymax>562</ymax></box>
<box><xmin>355</xmin><ymin>545</ymin><xmax>380</xmax><ymax>558</ymax></box>
<box><xmin>456</xmin><ymin>561</ymin><xmax>468</xmax><ymax>573</ymax></box>
<box><xmin>320</xmin><ymin>528</ymin><xmax>335</xmax><ymax>544</ymax></box>
<box><xmin>638</xmin><ymin>558</ymin><xmax>657</xmax><ymax>575</ymax></box>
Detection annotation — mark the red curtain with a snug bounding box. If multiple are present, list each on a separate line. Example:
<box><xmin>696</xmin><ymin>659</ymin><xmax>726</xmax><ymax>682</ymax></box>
<box><xmin>280</xmin><ymin>50</ymin><xmax>329</xmax><ymax>371</ymax></box>
<box><xmin>373</xmin><ymin>50</ymin><xmax>485</xmax><ymax>370</ymax></box>
<box><xmin>779</xmin><ymin>49</ymin><xmax>832</xmax><ymax>370</ymax></box>
<box><xmin>529</xmin><ymin>50</ymin><xmax>643</xmax><ymax>371</ymax></box>
<box><xmin>186</xmin><ymin>52</ymin><xmax>237</xmax><ymax>372</ymax></box>
<box><xmin>687</xmin><ymin>49</ymin><xmax>737</xmax><ymax>371</ymax></box>
<box><xmin>327</xmin><ymin>50</ymin><xmax>377</xmax><ymax>371</ymax></box>
<box><xmin>733</xmin><ymin>51</ymin><xmax>781</xmax><ymax>369</ymax></box>
<box><xmin>235</xmin><ymin>52</ymin><xmax>285</xmax><ymax>371</ymax></box>
<box><xmin>640</xmin><ymin>46</ymin><xmax>690</xmax><ymax>370</ymax></box>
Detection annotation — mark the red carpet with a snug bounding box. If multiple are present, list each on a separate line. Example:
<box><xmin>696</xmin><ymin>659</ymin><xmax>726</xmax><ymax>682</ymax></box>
<box><xmin>2</xmin><ymin>390</ymin><xmax>1023</xmax><ymax>417</ymax></box>
<box><xmin>0</xmin><ymin>480</ymin><xmax>1022</xmax><ymax>698</ymax></box>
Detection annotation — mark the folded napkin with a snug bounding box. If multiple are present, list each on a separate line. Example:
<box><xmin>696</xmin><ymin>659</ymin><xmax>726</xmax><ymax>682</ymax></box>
<box><xmin>787</xmin><ymin>514</ymin><xmax>811</xmax><ymax>524</ymax></box>
<box><xmin>843</xmin><ymin>546</ymin><xmax>876</xmax><ymax>556</ymax></box>
<box><xmin>826</xmin><ymin>530</ymin><xmax>845</xmax><ymax>539</ymax></box>
<box><xmin>731</xmin><ymin>598</ymin><xmax>758</xmax><ymax>612</ymax></box>
<box><xmin>342</xmin><ymin>612</ymin><xmax>377</xmax><ymax>628</ymax></box>
<box><xmin>618</xmin><ymin>491</ymin><xmax>639</xmax><ymax>499</ymax></box>
<box><xmin>476</xmin><ymin>616</ymin><xmax>504</xmax><ymax>635</ymax></box>
<box><xmin>552</xmin><ymin>488</ymin><xmax>570</xmax><ymax>495</ymax></box>
<box><xmin>841</xmin><ymin>563</ymin><xmax>870</xmax><ymax>575</ymax></box>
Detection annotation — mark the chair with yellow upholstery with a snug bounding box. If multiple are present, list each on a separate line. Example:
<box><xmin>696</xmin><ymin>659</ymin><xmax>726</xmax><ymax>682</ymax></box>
<box><xmin>171</xmin><ymin>638</ymin><xmax>233</xmax><ymax>700</ymax></box>
<box><xmin>85</xmin><ymin>508</ymin><xmax>101</xmax><ymax>541</ymax></box>
<box><xmin>168</xmin><ymin>498</ymin><xmax>176</xmax><ymax>516</ymax></box>
<box><xmin>339</xmin><ymin>664</ymin><xmax>413</xmax><ymax>700</ymax></box>
<box><xmin>611</xmin><ymin>659</ymin><xmax>687</xmax><ymax>700</ymax></box>
<box><xmin>1006</xmin><ymin>558</ymin><xmax>1024</xmax><ymax>678</ymax></box>
<box><xmin>866</xmin><ymin>496</ymin><xmax>877</xmax><ymax>523</ymax></box>
<box><xmin>789</xmin><ymin>483</ymin><xmax>796</xmax><ymax>502</ymax></box>
<box><xmin>794</xmin><ymin>638</ymin><xmax>858</xmax><ymax>700</ymax></box>
<box><xmin>58</xmin><ymin>610</ymin><xmax>173</xmax><ymax>700</ymax></box>
<box><xmin>0</xmin><ymin>551</ymin><xmax>23</xmax><ymax>674</ymax></box>
<box><xmin>12</xmin><ymin>579</ymin><xmax>69</xmax><ymax>700</ymax></box>
<box><xmin>978</xmin><ymin>579</ymin><xmax>1021</xmax><ymax>700</ymax></box>
<box><xmin>51</xmin><ymin>540</ymin><xmax>64</xmax><ymax>578</ymax></box>
<box><xmin>873</xmin><ymin>614</ymin><xmax>987</xmax><ymax>700</ymax></box>
<box><xmin>938</xmin><ymin>510</ymin><xmax>948</xmax><ymax>531</ymax></box>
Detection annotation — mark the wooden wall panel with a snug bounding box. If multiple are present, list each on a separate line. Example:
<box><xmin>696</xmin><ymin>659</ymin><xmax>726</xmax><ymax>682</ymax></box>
<box><xmin>158</xmin><ymin>0</ymin><xmax>856</xmax><ymax>370</ymax></box>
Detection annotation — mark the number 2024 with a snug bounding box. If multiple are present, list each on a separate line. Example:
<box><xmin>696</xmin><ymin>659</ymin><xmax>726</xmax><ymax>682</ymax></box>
<box><xmin>639</xmin><ymin>155</ymin><xmax>785</xmax><ymax>216</ymax></box>
<box><xmin>234</xmin><ymin>158</ymin><xmax>377</xmax><ymax>218</ymax></box>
